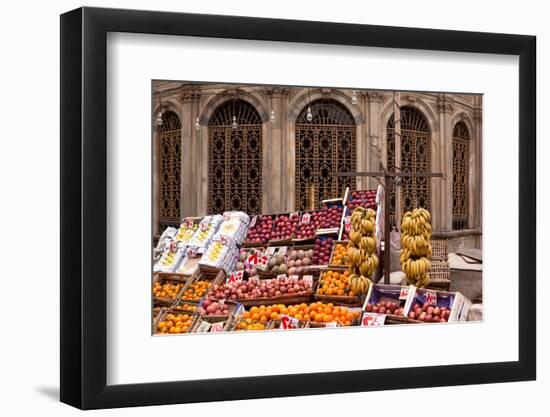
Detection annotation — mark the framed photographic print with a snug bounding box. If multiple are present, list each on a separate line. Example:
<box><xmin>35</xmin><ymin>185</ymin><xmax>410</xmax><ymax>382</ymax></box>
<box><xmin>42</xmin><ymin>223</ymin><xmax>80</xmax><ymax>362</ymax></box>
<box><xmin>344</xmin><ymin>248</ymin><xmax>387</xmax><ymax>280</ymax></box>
<box><xmin>60</xmin><ymin>6</ymin><xmax>536</xmax><ymax>410</ymax></box>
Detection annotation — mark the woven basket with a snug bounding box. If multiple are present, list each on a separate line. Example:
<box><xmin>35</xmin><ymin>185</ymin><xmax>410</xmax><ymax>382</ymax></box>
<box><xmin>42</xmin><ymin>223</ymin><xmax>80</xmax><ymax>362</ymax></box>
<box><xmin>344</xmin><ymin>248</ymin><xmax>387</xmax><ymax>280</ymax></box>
<box><xmin>427</xmin><ymin>260</ymin><xmax>451</xmax><ymax>291</ymax></box>
<box><xmin>431</xmin><ymin>239</ymin><xmax>449</xmax><ymax>262</ymax></box>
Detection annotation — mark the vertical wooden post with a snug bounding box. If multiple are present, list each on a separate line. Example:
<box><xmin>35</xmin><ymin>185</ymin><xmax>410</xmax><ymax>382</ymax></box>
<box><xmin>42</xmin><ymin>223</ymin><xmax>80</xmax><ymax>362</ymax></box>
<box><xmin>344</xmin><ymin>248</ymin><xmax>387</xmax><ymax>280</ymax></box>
<box><xmin>383</xmin><ymin>173</ymin><xmax>391</xmax><ymax>284</ymax></box>
<box><xmin>393</xmin><ymin>91</ymin><xmax>402</xmax><ymax>230</ymax></box>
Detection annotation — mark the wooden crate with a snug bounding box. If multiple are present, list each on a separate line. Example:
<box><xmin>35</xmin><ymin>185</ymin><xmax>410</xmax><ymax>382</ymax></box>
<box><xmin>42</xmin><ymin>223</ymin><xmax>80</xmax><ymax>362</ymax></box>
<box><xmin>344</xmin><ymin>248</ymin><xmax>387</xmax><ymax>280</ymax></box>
<box><xmin>154</xmin><ymin>309</ymin><xmax>199</xmax><ymax>335</ymax></box>
<box><xmin>177</xmin><ymin>267</ymin><xmax>225</xmax><ymax>303</ymax></box>
<box><xmin>152</xmin><ymin>276</ymin><xmax>190</xmax><ymax>307</ymax></box>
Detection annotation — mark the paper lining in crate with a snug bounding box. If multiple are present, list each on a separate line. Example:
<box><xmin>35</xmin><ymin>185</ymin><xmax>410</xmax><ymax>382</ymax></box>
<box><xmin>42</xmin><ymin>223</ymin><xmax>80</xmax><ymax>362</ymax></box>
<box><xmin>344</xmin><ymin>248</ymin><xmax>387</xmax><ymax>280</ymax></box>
<box><xmin>153</xmin><ymin>244</ymin><xmax>186</xmax><ymax>273</ymax></box>
<box><xmin>430</xmin><ymin>239</ymin><xmax>448</xmax><ymax>262</ymax></box>
<box><xmin>426</xmin><ymin>260</ymin><xmax>451</xmax><ymax>291</ymax></box>
<box><xmin>191</xmin><ymin>314</ymin><xmax>234</xmax><ymax>333</ymax></box>
<box><xmin>177</xmin><ymin>266</ymin><xmax>225</xmax><ymax>303</ymax></box>
<box><xmin>174</xmin><ymin>216</ymin><xmax>201</xmax><ymax>244</ymax></box>
<box><xmin>154</xmin><ymin>309</ymin><xmax>199</xmax><ymax>335</ymax></box>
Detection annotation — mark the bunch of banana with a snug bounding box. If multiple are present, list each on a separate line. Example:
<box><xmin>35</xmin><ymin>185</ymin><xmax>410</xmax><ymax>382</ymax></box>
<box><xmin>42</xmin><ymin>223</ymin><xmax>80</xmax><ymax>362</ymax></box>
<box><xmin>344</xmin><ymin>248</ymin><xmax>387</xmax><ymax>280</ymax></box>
<box><xmin>346</xmin><ymin>207</ymin><xmax>378</xmax><ymax>295</ymax></box>
<box><xmin>400</xmin><ymin>208</ymin><xmax>432</xmax><ymax>287</ymax></box>
<box><xmin>349</xmin><ymin>273</ymin><xmax>370</xmax><ymax>296</ymax></box>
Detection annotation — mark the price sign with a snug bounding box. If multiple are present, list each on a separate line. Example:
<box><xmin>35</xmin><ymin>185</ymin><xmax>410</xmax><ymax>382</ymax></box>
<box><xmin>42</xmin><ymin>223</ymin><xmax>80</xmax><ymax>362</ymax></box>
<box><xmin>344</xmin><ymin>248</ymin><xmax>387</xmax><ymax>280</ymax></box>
<box><xmin>249</xmin><ymin>275</ymin><xmax>260</xmax><ymax>284</ymax></box>
<box><xmin>301</xmin><ymin>212</ymin><xmax>311</xmax><ymax>224</ymax></box>
<box><xmin>303</xmin><ymin>275</ymin><xmax>313</xmax><ymax>286</ymax></box>
<box><xmin>187</xmin><ymin>247</ymin><xmax>197</xmax><ymax>258</ymax></box>
<box><xmin>199</xmin><ymin>222</ymin><xmax>209</xmax><ymax>232</ymax></box>
<box><xmin>223</xmin><ymin>212</ymin><xmax>231</xmax><ymax>221</ymax></box>
<box><xmin>399</xmin><ymin>287</ymin><xmax>409</xmax><ymax>300</ymax></box>
<box><xmin>227</xmin><ymin>270</ymin><xmax>244</xmax><ymax>285</ymax></box>
<box><xmin>290</xmin><ymin>212</ymin><xmax>300</xmax><ymax>220</ymax></box>
<box><xmin>288</xmin><ymin>274</ymin><xmax>299</xmax><ymax>281</ymax></box>
<box><xmin>196</xmin><ymin>319</ymin><xmax>211</xmax><ymax>333</ymax></box>
<box><xmin>325</xmin><ymin>322</ymin><xmax>338</xmax><ymax>328</ymax></box>
<box><xmin>425</xmin><ymin>290</ymin><xmax>437</xmax><ymax>306</ymax></box>
<box><xmin>219</xmin><ymin>235</ymin><xmax>228</xmax><ymax>245</ymax></box>
<box><xmin>277</xmin><ymin>274</ymin><xmax>287</xmax><ymax>282</ymax></box>
<box><xmin>249</xmin><ymin>215</ymin><xmax>258</xmax><ymax>228</ymax></box>
<box><xmin>344</xmin><ymin>216</ymin><xmax>352</xmax><ymax>232</ymax></box>
<box><xmin>169</xmin><ymin>241</ymin><xmax>178</xmax><ymax>252</ymax></box>
<box><xmin>185</xmin><ymin>218</ymin><xmax>194</xmax><ymax>228</ymax></box>
<box><xmin>210</xmin><ymin>321</ymin><xmax>225</xmax><ymax>332</ymax></box>
<box><xmin>279</xmin><ymin>315</ymin><xmax>299</xmax><ymax>330</ymax></box>
<box><xmin>361</xmin><ymin>312</ymin><xmax>386</xmax><ymax>327</ymax></box>
<box><xmin>247</xmin><ymin>249</ymin><xmax>269</xmax><ymax>270</ymax></box>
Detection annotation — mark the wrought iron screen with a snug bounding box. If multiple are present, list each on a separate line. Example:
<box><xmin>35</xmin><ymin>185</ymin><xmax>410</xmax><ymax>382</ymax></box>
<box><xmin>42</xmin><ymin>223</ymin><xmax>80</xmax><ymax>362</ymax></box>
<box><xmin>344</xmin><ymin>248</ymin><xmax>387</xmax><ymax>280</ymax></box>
<box><xmin>387</xmin><ymin>107</ymin><xmax>431</xmax><ymax>224</ymax></box>
<box><xmin>452</xmin><ymin>122</ymin><xmax>469</xmax><ymax>230</ymax></box>
<box><xmin>158</xmin><ymin>111</ymin><xmax>182</xmax><ymax>230</ymax></box>
<box><xmin>208</xmin><ymin>99</ymin><xmax>263</xmax><ymax>214</ymax></box>
<box><xmin>295</xmin><ymin>99</ymin><xmax>356</xmax><ymax>210</ymax></box>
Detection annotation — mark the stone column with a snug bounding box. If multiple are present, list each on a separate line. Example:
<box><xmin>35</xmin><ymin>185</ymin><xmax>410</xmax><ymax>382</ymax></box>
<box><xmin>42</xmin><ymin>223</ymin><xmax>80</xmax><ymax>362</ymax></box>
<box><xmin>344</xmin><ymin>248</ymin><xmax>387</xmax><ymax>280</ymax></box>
<box><xmin>435</xmin><ymin>94</ymin><xmax>454</xmax><ymax>233</ymax></box>
<box><xmin>366</xmin><ymin>91</ymin><xmax>385</xmax><ymax>190</ymax></box>
<box><xmin>472</xmin><ymin>100</ymin><xmax>483</xmax><ymax>230</ymax></box>
<box><xmin>263</xmin><ymin>88</ymin><xmax>288</xmax><ymax>214</ymax></box>
<box><xmin>180</xmin><ymin>88</ymin><xmax>201</xmax><ymax>217</ymax></box>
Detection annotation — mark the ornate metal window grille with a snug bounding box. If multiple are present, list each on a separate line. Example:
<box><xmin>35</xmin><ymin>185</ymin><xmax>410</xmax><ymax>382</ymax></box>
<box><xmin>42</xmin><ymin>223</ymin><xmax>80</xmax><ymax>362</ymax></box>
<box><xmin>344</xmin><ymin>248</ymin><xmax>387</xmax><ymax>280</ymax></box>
<box><xmin>387</xmin><ymin>107</ymin><xmax>431</xmax><ymax>224</ymax></box>
<box><xmin>452</xmin><ymin>122</ymin><xmax>470</xmax><ymax>230</ymax></box>
<box><xmin>208</xmin><ymin>99</ymin><xmax>263</xmax><ymax>214</ymax></box>
<box><xmin>158</xmin><ymin>111</ymin><xmax>182</xmax><ymax>230</ymax></box>
<box><xmin>295</xmin><ymin>99</ymin><xmax>356</xmax><ymax>211</ymax></box>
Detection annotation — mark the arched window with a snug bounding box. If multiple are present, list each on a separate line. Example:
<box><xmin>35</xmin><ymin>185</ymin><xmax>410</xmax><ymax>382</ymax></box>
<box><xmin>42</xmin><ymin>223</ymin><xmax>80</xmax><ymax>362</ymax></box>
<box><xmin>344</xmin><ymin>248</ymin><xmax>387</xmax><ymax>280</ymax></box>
<box><xmin>387</xmin><ymin>107</ymin><xmax>431</xmax><ymax>222</ymax></box>
<box><xmin>208</xmin><ymin>99</ymin><xmax>263</xmax><ymax>214</ymax></box>
<box><xmin>158</xmin><ymin>111</ymin><xmax>182</xmax><ymax>229</ymax></box>
<box><xmin>295</xmin><ymin>99</ymin><xmax>356</xmax><ymax>210</ymax></box>
<box><xmin>452</xmin><ymin>121</ymin><xmax>470</xmax><ymax>230</ymax></box>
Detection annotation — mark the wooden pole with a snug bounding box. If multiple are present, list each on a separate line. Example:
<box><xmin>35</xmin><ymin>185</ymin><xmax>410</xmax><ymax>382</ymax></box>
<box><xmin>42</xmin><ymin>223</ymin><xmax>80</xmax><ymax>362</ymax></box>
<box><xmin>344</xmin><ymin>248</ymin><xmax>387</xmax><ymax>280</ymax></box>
<box><xmin>393</xmin><ymin>91</ymin><xmax>402</xmax><ymax>230</ymax></box>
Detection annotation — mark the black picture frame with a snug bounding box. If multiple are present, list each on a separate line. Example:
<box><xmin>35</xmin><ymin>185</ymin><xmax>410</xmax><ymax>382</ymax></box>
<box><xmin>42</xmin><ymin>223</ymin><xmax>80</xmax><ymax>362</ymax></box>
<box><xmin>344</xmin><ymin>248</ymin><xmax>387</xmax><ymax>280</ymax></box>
<box><xmin>60</xmin><ymin>6</ymin><xmax>536</xmax><ymax>410</ymax></box>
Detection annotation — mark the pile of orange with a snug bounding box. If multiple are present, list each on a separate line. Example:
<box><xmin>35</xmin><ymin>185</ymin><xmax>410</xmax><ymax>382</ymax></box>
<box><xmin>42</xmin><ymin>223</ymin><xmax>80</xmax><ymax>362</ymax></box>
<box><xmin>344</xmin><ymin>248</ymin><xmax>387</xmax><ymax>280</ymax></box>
<box><xmin>156</xmin><ymin>312</ymin><xmax>194</xmax><ymax>334</ymax></box>
<box><xmin>241</xmin><ymin>302</ymin><xmax>360</xmax><ymax>326</ymax></box>
<box><xmin>173</xmin><ymin>302</ymin><xmax>198</xmax><ymax>313</ymax></box>
<box><xmin>153</xmin><ymin>281</ymin><xmax>184</xmax><ymax>300</ymax></box>
<box><xmin>181</xmin><ymin>280</ymin><xmax>211</xmax><ymax>301</ymax></box>
<box><xmin>316</xmin><ymin>270</ymin><xmax>355</xmax><ymax>297</ymax></box>
<box><xmin>330</xmin><ymin>243</ymin><xmax>350</xmax><ymax>266</ymax></box>
<box><xmin>236</xmin><ymin>317</ymin><xmax>267</xmax><ymax>331</ymax></box>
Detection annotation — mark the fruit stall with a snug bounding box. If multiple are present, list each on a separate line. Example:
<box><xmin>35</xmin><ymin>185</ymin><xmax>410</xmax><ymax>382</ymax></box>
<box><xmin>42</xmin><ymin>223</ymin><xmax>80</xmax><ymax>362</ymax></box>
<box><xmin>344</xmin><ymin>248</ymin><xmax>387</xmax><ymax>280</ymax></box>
<box><xmin>153</xmin><ymin>188</ymin><xmax>473</xmax><ymax>335</ymax></box>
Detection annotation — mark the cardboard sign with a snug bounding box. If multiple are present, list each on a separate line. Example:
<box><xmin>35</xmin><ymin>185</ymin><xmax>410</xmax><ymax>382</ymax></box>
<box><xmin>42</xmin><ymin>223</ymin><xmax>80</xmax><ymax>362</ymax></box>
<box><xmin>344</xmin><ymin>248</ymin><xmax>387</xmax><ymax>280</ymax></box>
<box><xmin>169</xmin><ymin>241</ymin><xmax>178</xmax><ymax>252</ymax></box>
<box><xmin>361</xmin><ymin>313</ymin><xmax>386</xmax><ymax>327</ymax></box>
<box><xmin>185</xmin><ymin>218</ymin><xmax>194</xmax><ymax>228</ymax></box>
<box><xmin>210</xmin><ymin>321</ymin><xmax>225</xmax><ymax>332</ymax></box>
<box><xmin>187</xmin><ymin>247</ymin><xmax>197</xmax><ymax>258</ymax></box>
<box><xmin>301</xmin><ymin>212</ymin><xmax>311</xmax><ymax>224</ymax></box>
<box><xmin>426</xmin><ymin>290</ymin><xmax>437</xmax><ymax>306</ymax></box>
<box><xmin>249</xmin><ymin>215</ymin><xmax>258</xmax><ymax>228</ymax></box>
<box><xmin>279</xmin><ymin>315</ymin><xmax>299</xmax><ymax>330</ymax></box>
<box><xmin>227</xmin><ymin>270</ymin><xmax>244</xmax><ymax>285</ymax></box>
<box><xmin>303</xmin><ymin>275</ymin><xmax>313</xmax><ymax>286</ymax></box>
<box><xmin>247</xmin><ymin>249</ymin><xmax>269</xmax><ymax>270</ymax></box>
<box><xmin>290</xmin><ymin>212</ymin><xmax>300</xmax><ymax>220</ymax></box>
<box><xmin>199</xmin><ymin>222</ymin><xmax>209</xmax><ymax>232</ymax></box>
<box><xmin>399</xmin><ymin>287</ymin><xmax>409</xmax><ymax>300</ymax></box>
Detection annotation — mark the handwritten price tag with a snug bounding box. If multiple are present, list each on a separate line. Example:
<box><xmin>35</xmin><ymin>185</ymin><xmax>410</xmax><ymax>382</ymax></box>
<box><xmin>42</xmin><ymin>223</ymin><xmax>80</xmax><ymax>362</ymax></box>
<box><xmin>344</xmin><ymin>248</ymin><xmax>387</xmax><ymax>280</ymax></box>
<box><xmin>226</xmin><ymin>271</ymin><xmax>244</xmax><ymax>285</ymax></box>
<box><xmin>223</xmin><ymin>212</ymin><xmax>231</xmax><ymax>221</ymax></box>
<box><xmin>399</xmin><ymin>287</ymin><xmax>409</xmax><ymax>300</ymax></box>
<box><xmin>187</xmin><ymin>247</ymin><xmax>197</xmax><ymax>258</ymax></box>
<box><xmin>301</xmin><ymin>212</ymin><xmax>311</xmax><ymax>224</ymax></box>
<box><xmin>425</xmin><ymin>290</ymin><xmax>437</xmax><ymax>306</ymax></box>
<box><xmin>344</xmin><ymin>216</ymin><xmax>352</xmax><ymax>232</ymax></box>
<box><xmin>303</xmin><ymin>275</ymin><xmax>313</xmax><ymax>286</ymax></box>
<box><xmin>196</xmin><ymin>319</ymin><xmax>211</xmax><ymax>333</ymax></box>
<box><xmin>277</xmin><ymin>274</ymin><xmax>287</xmax><ymax>282</ymax></box>
<box><xmin>325</xmin><ymin>322</ymin><xmax>338</xmax><ymax>328</ymax></box>
<box><xmin>290</xmin><ymin>212</ymin><xmax>300</xmax><ymax>220</ymax></box>
<box><xmin>169</xmin><ymin>242</ymin><xmax>178</xmax><ymax>252</ymax></box>
<box><xmin>247</xmin><ymin>249</ymin><xmax>269</xmax><ymax>270</ymax></box>
<box><xmin>186</xmin><ymin>219</ymin><xmax>194</xmax><ymax>228</ymax></box>
<box><xmin>210</xmin><ymin>322</ymin><xmax>225</xmax><ymax>332</ymax></box>
<box><xmin>199</xmin><ymin>222</ymin><xmax>209</xmax><ymax>232</ymax></box>
<box><xmin>279</xmin><ymin>315</ymin><xmax>299</xmax><ymax>330</ymax></box>
<box><xmin>361</xmin><ymin>313</ymin><xmax>386</xmax><ymax>327</ymax></box>
<box><xmin>220</xmin><ymin>235</ymin><xmax>228</xmax><ymax>245</ymax></box>
<box><xmin>249</xmin><ymin>215</ymin><xmax>258</xmax><ymax>228</ymax></box>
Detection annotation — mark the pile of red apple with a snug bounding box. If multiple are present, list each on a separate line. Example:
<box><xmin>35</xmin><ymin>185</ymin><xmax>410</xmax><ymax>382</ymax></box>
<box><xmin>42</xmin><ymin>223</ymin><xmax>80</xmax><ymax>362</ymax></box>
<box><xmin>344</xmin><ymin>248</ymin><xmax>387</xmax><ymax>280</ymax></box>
<box><xmin>318</xmin><ymin>204</ymin><xmax>344</xmax><ymax>229</ymax></box>
<box><xmin>197</xmin><ymin>296</ymin><xmax>232</xmax><ymax>316</ymax></box>
<box><xmin>347</xmin><ymin>190</ymin><xmax>377</xmax><ymax>211</ymax></box>
<box><xmin>208</xmin><ymin>278</ymin><xmax>312</xmax><ymax>300</ymax></box>
<box><xmin>295</xmin><ymin>211</ymin><xmax>318</xmax><ymax>239</ymax></box>
<box><xmin>270</xmin><ymin>214</ymin><xmax>298</xmax><ymax>241</ymax></box>
<box><xmin>245</xmin><ymin>215</ymin><xmax>274</xmax><ymax>243</ymax></box>
<box><xmin>312</xmin><ymin>237</ymin><xmax>334</xmax><ymax>265</ymax></box>
<box><xmin>365</xmin><ymin>300</ymin><xmax>405</xmax><ymax>316</ymax></box>
<box><xmin>408</xmin><ymin>302</ymin><xmax>451</xmax><ymax>323</ymax></box>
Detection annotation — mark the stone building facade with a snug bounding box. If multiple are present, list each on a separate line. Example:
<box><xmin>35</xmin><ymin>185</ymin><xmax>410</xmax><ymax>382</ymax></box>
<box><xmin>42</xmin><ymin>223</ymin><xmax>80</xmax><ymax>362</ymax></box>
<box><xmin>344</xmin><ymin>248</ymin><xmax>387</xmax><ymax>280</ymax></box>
<box><xmin>152</xmin><ymin>81</ymin><xmax>482</xmax><ymax>251</ymax></box>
